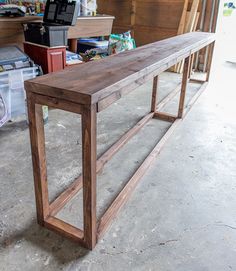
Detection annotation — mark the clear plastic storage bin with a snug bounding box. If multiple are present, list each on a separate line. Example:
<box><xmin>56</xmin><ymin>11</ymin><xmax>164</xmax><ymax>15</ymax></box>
<box><xmin>0</xmin><ymin>85</ymin><xmax>11</xmax><ymax>127</ymax></box>
<box><xmin>0</xmin><ymin>66</ymin><xmax>38</xmax><ymax>125</ymax></box>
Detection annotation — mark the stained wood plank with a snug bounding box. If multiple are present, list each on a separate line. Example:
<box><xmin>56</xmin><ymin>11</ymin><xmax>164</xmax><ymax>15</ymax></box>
<box><xmin>153</xmin><ymin>112</ymin><xmax>177</xmax><ymax>122</ymax></box>
<box><xmin>96</xmin><ymin>112</ymin><xmax>154</xmax><ymax>171</ymax></box>
<box><xmin>97</xmin><ymin>118</ymin><xmax>182</xmax><ymax>239</ymax></box>
<box><xmin>68</xmin><ymin>15</ymin><xmax>114</xmax><ymax>39</ymax></box>
<box><xmin>97</xmin><ymin>79</ymin><xmax>210</xmax><ymax>239</ymax></box>
<box><xmin>183</xmin><ymin>82</ymin><xmax>208</xmax><ymax>117</ymax></box>
<box><xmin>177</xmin><ymin>10</ymin><xmax>200</xmax><ymax>73</ymax></box>
<box><xmin>82</xmin><ymin>104</ymin><xmax>97</xmax><ymax>249</ymax></box>
<box><xmin>44</xmin><ymin>216</ymin><xmax>84</xmax><ymax>243</ymax></box>
<box><xmin>25</xmin><ymin>32</ymin><xmax>216</xmax><ymax>106</ymax></box>
<box><xmin>151</xmin><ymin>76</ymin><xmax>159</xmax><ymax>112</ymax></box>
<box><xmin>189</xmin><ymin>78</ymin><xmax>206</xmax><ymax>84</ymax></box>
<box><xmin>156</xmin><ymin>83</ymin><xmax>182</xmax><ymax>110</ymax></box>
<box><xmin>33</xmin><ymin>93</ymin><xmax>83</xmax><ymax>114</ymax></box>
<box><xmin>133</xmin><ymin>26</ymin><xmax>178</xmax><ymax>46</ymax></box>
<box><xmin>26</xmin><ymin>93</ymin><xmax>49</xmax><ymax>224</ymax></box>
<box><xmin>49</xmin><ymin>176</ymin><xmax>83</xmax><ymax>216</ymax></box>
<box><xmin>135</xmin><ymin>0</ymin><xmax>184</xmax><ymax>29</ymax></box>
<box><xmin>97</xmin><ymin>0</ymin><xmax>132</xmax><ymax>26</ymax></box>
<box><xmin>178</xmin><ymin>57</ymin><xmax>190</xmax><ymax>118</ymax></box>
<box><xmin>49</xmin><ymin>82</ymin><xmax>183</xmax><ymax>217</ymax></box>
<box><xmin>49</xmin><ymin>113</ymin><xmax>153</xmax><ymax>217</ymax></box>
<box><xmin>206</xmin><ymin>42</ymin><xmax>215</xmax><ymax>82</ymax></box>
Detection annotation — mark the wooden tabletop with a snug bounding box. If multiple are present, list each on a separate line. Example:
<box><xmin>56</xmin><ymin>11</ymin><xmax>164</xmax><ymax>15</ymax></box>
<box><xmin>25</xmin><ymin>32</ymin><xmax>216</xmax><ymax>106</ymax></box>
<box><xmin>0</xmin><ymin>14</ymin><xmax>114</xmax><ymax>22</ymax></box>
<box><xmin>0</xmin><ymin>15</ymin><xmax>41</xmax><ymax>22</ymax></box>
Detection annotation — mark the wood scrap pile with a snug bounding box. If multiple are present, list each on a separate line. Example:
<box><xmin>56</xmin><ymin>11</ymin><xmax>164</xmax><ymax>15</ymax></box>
<box><xmin>173</xmin><ymin>0</ymin><xmax>200</xmax><ymax>73</ymax></box>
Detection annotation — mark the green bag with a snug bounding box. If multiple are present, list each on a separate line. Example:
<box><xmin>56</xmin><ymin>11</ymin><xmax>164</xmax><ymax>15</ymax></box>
<box><xmin>108</xmin><ymin>31</ymin><xmax>136</xmax><ymax>55</ymax></box>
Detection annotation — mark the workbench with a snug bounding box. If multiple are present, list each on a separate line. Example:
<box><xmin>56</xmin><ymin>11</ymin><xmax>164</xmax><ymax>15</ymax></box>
<box><xmin>25</xmin><ymin>31</ymin><xmax>216</xmax><ymax>250</ymax></box>
<box><xmin>0</xmin><ymin>15</ymin><xmax>114</xmax><ymax>52</ymax></box>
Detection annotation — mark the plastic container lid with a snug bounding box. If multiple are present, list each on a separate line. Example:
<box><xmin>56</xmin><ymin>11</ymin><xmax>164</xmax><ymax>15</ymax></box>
<box><xmin>0</xmin><ymin>46</ymin><xmax>28</xmax><ymax>66</ymax></box>
<box><xmin>78</xmin><ymin>40</ymin><xmax>109</xmax><ymax>47</ymax></box>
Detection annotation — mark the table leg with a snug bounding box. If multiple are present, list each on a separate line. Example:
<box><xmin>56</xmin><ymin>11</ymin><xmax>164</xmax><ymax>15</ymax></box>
<box><xmin>188</xmin><ymin>53</ymin><xmax>195</xmax><ymax>79</ymax></box>
<box><xmin>27</xmin><ymin>93</ymin><xmax>49</xmax><ymax>225</ymax></box>
<box><xmin>178</xmin><ymin>56</ymin><xmax>190</xmax><ymax>118</ymax></box>
<box><xmin>151</xmin><ymin>75</ymin><xmax>159</xmax><ymax>112</ymax></box>
<box><xmin>152</xmin><ymin>74</ymin><xmax>178</xmax><ymax>122</ymax></box>
<box><xmin>82</xmin><ymin>104</ymin><xmax>97</xmax><ymax>249</ymax></box>
<box><xmin>206</xmin><ymin>42</ymin><xmax>215</xmax><ymax>82</ymax></box>
<box><xmin>69</xmin><ymin>39</ymin><xmax>78</xmax><ymax>53</ymax></box>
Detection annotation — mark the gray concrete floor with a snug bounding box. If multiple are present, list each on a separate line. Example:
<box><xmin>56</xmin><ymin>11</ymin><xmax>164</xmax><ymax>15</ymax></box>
<box><xmin>0</xmin><ymin>62</ymin><xmax>235</xmax><ymax>271</ymax></box>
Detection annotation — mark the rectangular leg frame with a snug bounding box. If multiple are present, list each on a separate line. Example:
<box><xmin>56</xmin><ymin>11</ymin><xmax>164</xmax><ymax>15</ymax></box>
<box><xmin>27</xmin><ymin>53</ymin><xmax>211</xmax><ymax>250</ymax></box>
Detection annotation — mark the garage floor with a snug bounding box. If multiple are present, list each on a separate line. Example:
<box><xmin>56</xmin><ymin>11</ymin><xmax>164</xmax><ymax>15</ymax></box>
<box><xmin>0</xmin><ymin>62</ymin><xmax>235</xmax><ymax>271</ymax></box>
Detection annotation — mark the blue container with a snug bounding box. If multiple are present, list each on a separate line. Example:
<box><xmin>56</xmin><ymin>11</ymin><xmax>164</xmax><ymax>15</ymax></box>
<box><xmin>77</xmin><ymin>38</ymin><xmax>108</xmax><ymax>53</ymax></box>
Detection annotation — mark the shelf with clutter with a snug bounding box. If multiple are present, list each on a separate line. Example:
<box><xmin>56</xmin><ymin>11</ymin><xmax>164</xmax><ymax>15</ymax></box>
<box><xmin>0</xmin><ymin>0</ymin><xmax>97</xmax><ymax>17</ymax></box>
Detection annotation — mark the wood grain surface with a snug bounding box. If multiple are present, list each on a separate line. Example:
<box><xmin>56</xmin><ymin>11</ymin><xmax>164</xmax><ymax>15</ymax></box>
<box><xmin>25</xmin><ymin>32</ymin><xmax>215</xmax><ymax>106</ymax></box>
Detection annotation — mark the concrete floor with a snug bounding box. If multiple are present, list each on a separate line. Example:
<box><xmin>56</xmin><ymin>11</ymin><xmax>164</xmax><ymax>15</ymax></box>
<box><xmin>0</xmin><ymin>62</ymin><xmax>236</xmax><ymax>270</ymax></box>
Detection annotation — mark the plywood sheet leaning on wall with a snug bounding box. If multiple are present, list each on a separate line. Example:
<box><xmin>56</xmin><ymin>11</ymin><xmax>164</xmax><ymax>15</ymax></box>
<box><xmin>174</xmin><ymin>0</ymin><xmax>200</xmax><ymax>73</ymax></box>
<box><xmin>97</xmin><ymin>0</ymin><xmax>219</xmax><ymax>72</ymax></box>
<box><xmin>97</xmin><ymin>0</ymin><xmax>185</xmax><ymax>46</ymax></box>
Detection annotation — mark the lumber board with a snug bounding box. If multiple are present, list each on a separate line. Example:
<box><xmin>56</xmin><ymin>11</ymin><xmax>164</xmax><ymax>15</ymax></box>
<box><xmin>44</xmin><ymin>216</ymin><xmax>85</xmax><ymax>243</ymax></box>
<box><xmin>97</xmin><ymin>118</ymin><xmax>182</xmax><ymax>239</ymax></box>
<box><xmin>184</xmin><ymin>0</ymin><xmax>200</xmax><ymax>33</ymax></box>
<box><xmin>176</xmin><ymin>9</ymin><xmax>200</xmax><ymax>73</ymax></box>
<box><xmin>151</xmin><ymin>76</ymin><xmax>159</xmax><ymax>112</ymax></box>
<box><xmin>97</xmin><ymin>81</ymin><xmax>210</xmax><ymax>240</ymax></box>
<box><xmin>49</xmin><ymin>112</ymin><xmax>154</xmax><ymax>216</ymax></box>
<box><xmin>97</xmin><ymin>0</ymin><xmax>185</xmax><ymax>46</ymax></box>
<box><xmin>25</xmin><ymin>32</ymin><xmax>216</xmax><ymax>106</ymax></box>
<box><xmin>178</xmin><ymin>57</ymin><xmax>190</xmax><ymax>118</ymax></box>
<box><xmin>153</xmin><ymin>112</ymin><xmax>177</xmax><ymax>122</ymax></box>
<box><xmin>82</xmin><ymin>104</ymin><xmax>97</xmax><ymax>249</ymax></box>
<box><xmin>49</xmin><ymin>176</ymin><xmax>83</xmax><ymax>216</ymax></box>
<box><xmin>135</xmin><ymin>0</ymin><xmax>184</xmax><ymax>29</ymax></box>
<box><xmin>156</xmin><ymin>83</ymin><xmax>182</xmax><ymax>110</ymax></box>
<box><xmin>49</xmin><ymin>84</ymin><xmax>182</xmax><ymax>217</ymax></box>
<box><xmin>46</xmin><ymin>81</ymin><xmax>210</xmax><ymax>224</ymax></box>
<box><xmin>33</xmin><ymin>93</ymin><xmax>83</xmax><ymax>114</ymax></box>
<box><xmin>177</xmin><ymin>0</ymin><xmax>189</xmax><ymax>35</ymax></box>
<box><xmin>183</xmin><ymin>81</ymin><xmax>208</xmax><ymax>117</ymax></box>
<box><xmin>171</xmin><ymin>0</ymin><xmax>188</xmax><ymax>72</ymax></box>
<box><xmin>189</xmin><ymin>78</ymin><xmax>206</xmax><ymax>84</ymax></box>
<box><xmin>132</xmin><ymin>26</ymin><xmax>178</xmax><ymax>46</ymax></box>
<box><xmin>26</xmin><ymin>93</ymin><xmax>49</xmax><ymax>224</ymax></box>
<box><xmin>68</xmin><ymin>15</ymin><xmax>114</xmax><ymax>39</ymax></box>
<box><xmin>97</xmin><ymin>0</ymin><xmax>131</xmax><ymax>26</ymax></box>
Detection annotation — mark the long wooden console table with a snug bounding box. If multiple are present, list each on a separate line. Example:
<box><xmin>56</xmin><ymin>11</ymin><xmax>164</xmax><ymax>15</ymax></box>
<box><xmin>25</xmin><ymin>32</ymin><xmax>216</xmax><ymax>250</ymax></box>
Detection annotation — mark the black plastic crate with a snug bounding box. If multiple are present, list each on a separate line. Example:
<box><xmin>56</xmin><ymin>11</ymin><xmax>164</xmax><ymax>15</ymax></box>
<box><xmin>43</xmin><ymin>0</ymin><xmax>79</xmax><ymax>26</ymax></box>
<box><xmin>23</xmin><ymin>23</ymin><xmax>69</xmax><ymax>47</ymax></box>
<box><xmin>23</xmin><ymin>0</ymin><xmax>80</xmax><ymax>47</ymax></box>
